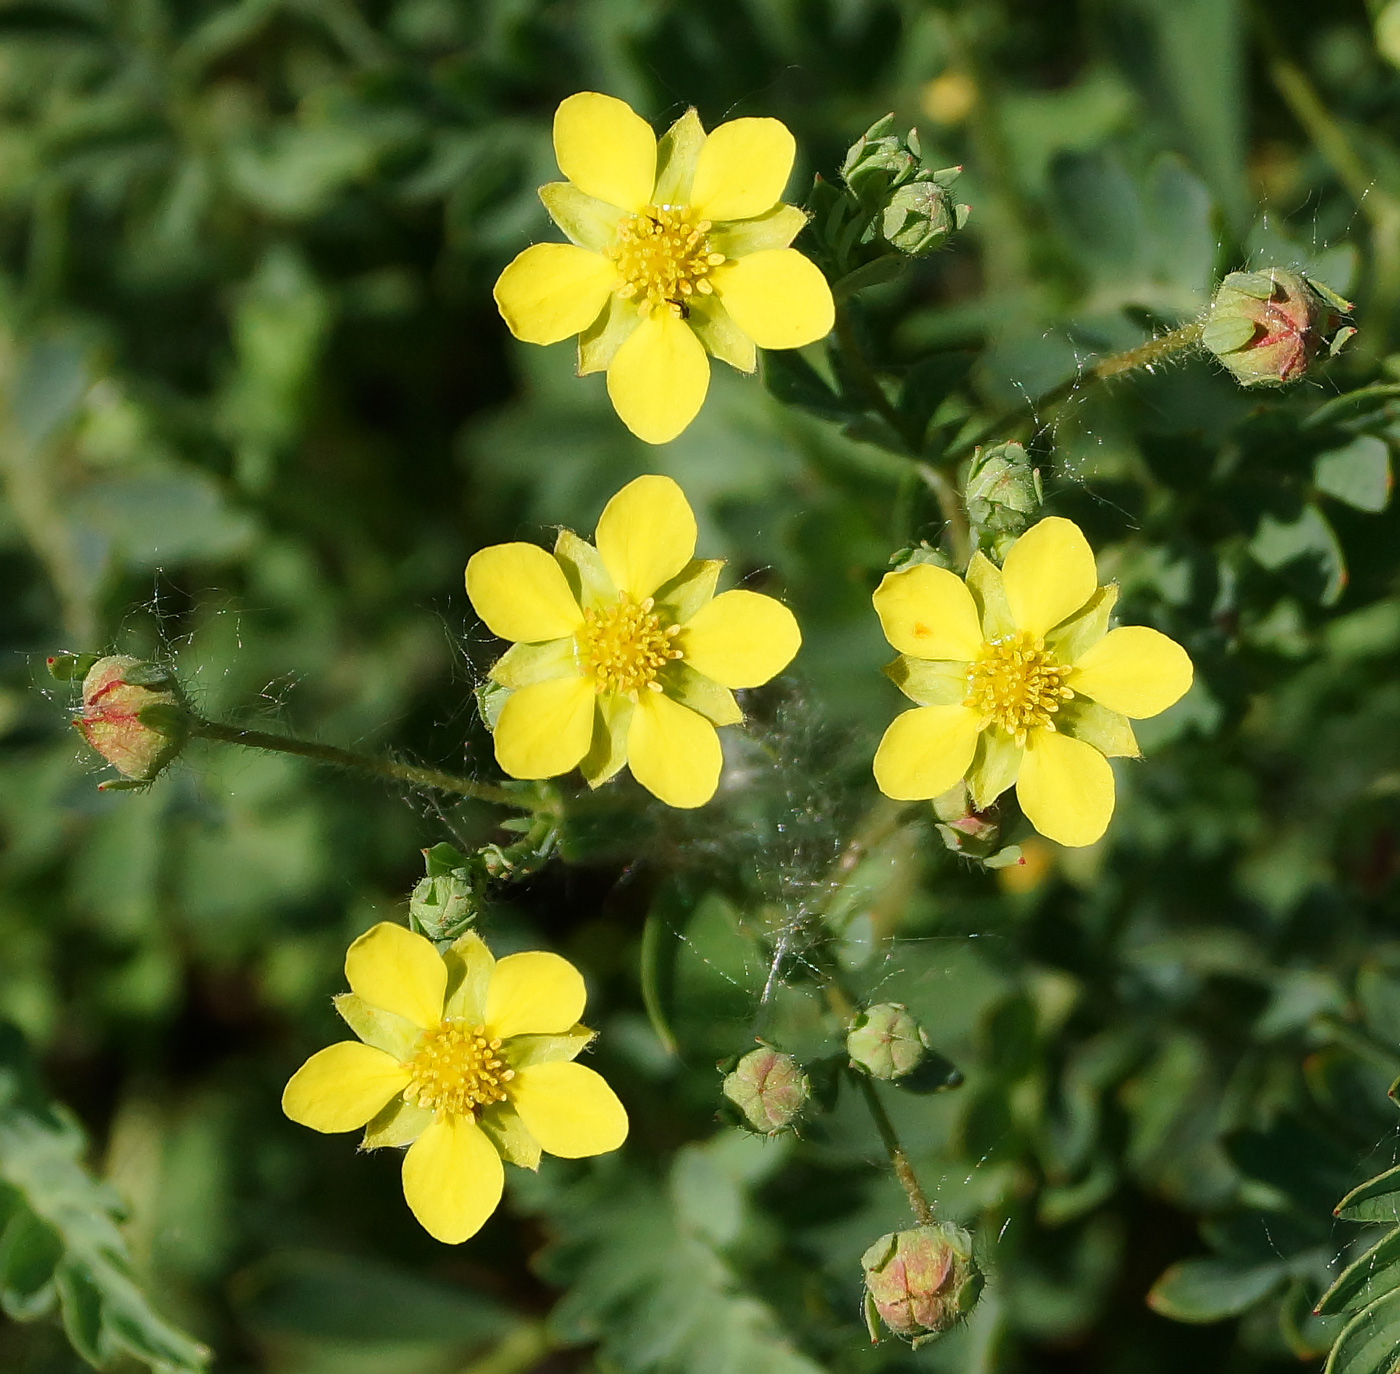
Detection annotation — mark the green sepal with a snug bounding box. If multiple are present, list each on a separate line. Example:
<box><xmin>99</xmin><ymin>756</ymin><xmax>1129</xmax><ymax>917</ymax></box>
<box><xmin>1222</xmin><ymin>270</ymin><xmax>1277</xmax><ymax>300</ymax></box>
<box><xmin>711</xmin><ymin>204</ymin><xmax>809</xmax><ymax>258</ymax></box>
<box><xmin>554</xmin><ymin>528</ymin><xmax>616</xmax><ymax>610</ymax></box>
<box><xmin>654</xmin><ymin>559</ymin><xmax>724</xmax><ymax>624</ymax></box>
<box><xmin>658</xmin><ymin>663</ymin><xmax>741</xmax><ymax>726</ymax></box>
<box><xmin>863</xmin><ymin>1287</ymin><xmax>882</xmax><ymax>1344</ymax></box>
<box><xmin>1047</xmin><ymin>583</ymin><xmax>1118</xmax><ymax>661</ymax></box>
<box><xmin>653</xmin><ymin>107</ymin><xmax>705</xmax><ymax>207</ymax></box>
<box><xmin>334</xmin><ymin>995</ymin><xmax>421</xmax><ymax>1060</ymax></box>
<box><xmin>579</xmin><ymin>692</ymin><xmax>633</xmax><ymax>788</ymax></box>
<box><xmin>502</xmin><ymin>1024</ymin><xmax>595</xmax><ymax>1071</ymax></box>
<box><xmin>884</xmin><ymin>656</ymin><xmax>965</xmax><ymax>706</ymax></box>
<box><xmin>964</xmin><ymin>552</ymin><xmax>1013</xmax><ymax>638</ymax></box>
<box><xmin>360</xmin><ymin>1098</ymin><xmax>431</xmax><ymax>1150</ymax></box>
<box><xmin>476</xmin><ymin>678</ymin><xmax>510</xmax><ymax>731</ymax></box>
<box><xmin>688</xmin><ymin>296</ymin><xmax>756</xmax><ymax>374</ymax></box>
<box><xmin>490</xmin><ymin>638</ymin><xmax>577</xmax><ymax>689</ymax></box>
<box><xmin>478</xmin><ymin>1102</ymin><xmax>541</xmax><ymax>1170</ymax></box>
<box><xmin>95</xmin><ymin>778</ymin><xmax>149</xmax><ymax>793</ymax></box>
<box><xmin>443</xmin><ymin>931</ymin><xmax>495</xmax><ymax>1023</ymax></box>
<box><xmin>1059</xmin><ymin>700</ymin><xmax>1138</xmax><ymax>758</ymax></box>
<box><xmin>1202</xmin><ymin>315</ymin><xmax>1258</xmax><ymax>356</ymax></box>
<box><xmin>967</xmin><ymin>727</ymin><xmax>1020</xmax><ymax>807</ymax></box>
<box><xmin>45</xmin><ymin>653</ymin><xmax>99</xmax><ymax>682</ymax></box>
<box><xmin>578</xmin><ymin>293</ymin><xmax>641</xmax><ymax>376</ymax></box>
<box><xmin>538</xmin><ymin>182</ymin><xmax>622</xmax><ymax>253</ymax></box>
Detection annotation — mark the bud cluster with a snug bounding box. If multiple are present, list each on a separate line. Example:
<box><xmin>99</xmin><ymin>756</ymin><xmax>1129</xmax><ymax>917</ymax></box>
<box><xmin>806</xmin><ymin>116</ymin><xmax>970</xmax><ymax>287</ymax></box>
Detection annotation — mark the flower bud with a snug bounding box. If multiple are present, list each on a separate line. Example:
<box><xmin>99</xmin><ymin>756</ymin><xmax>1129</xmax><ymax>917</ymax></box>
<box><xmin>1203</xmin><ymin>268</ymin><xmax>1355</xmax><ymax>388</ymax></box>
<box><xmin>409</xmin><ymin>842</ymin><xmax>481</xmax><ymax>940</ymax></box>
<box><xmin>840</xmin><ymin>115</ymin><xmax>917</xmax><ymax>205</ymax></box>
<box><xmin>965</xmin><ymin>441</ymin><xmax>1042</xmax><ymax>558</ymax></box>
<box><xmin>861</xmin><ymin>1222</ymin><xmax>984</xmax><ymax>1346</ymax></box>
<box><xmin>721</xmin><ymin>1046</ymin><xmax>811</xmax><ymax>1135</ymax></box>
<box><xmin>847</xmin><ymin>1003</ymin><xmax>929</xmax><ymax>1081</ymax></box>
<box><xmin>72</xmin><ymin>656</ymin><xmax>190</xmax><ymax>784</ymax></box>
<box><xmin>880</xmin><ymin>179</ymin><xmax>968</xmax><ymax>256</ymax></box>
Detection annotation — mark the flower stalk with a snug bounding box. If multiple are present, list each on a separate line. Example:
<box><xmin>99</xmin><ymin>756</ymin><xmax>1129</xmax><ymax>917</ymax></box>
<box><xmin>855</xmin><ymin>1071</ymin><xmax>935</xmax><ymax>1225</ymax></box>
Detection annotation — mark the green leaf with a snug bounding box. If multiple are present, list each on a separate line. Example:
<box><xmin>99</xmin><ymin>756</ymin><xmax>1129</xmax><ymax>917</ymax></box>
<box><xmin>0</xmin><ymin>1024</ymin><xmax>209</xmax><ymax>1371</ymax></box>
<box><xmin>1316</xmin><ymin>1226</ymin><xmax>1400</xmax><ymax>1316</ymax></box>
<box><xmin>1325</xmin><ymin>1285</ymin><xmax>1400</xmax><ymax>1374</ymax></box>
<box><xmin>762</xmin><ymin>351</ymin><xmax>849</xmax><ymax>419</ymax></box>
<box><xmin>1249</xmin><ymin>505</ymin><xmax>1347</xmax><ymax>605</ymax></box>
<box><xmin>1315</xmin><ymin>436</ymin><xmax>1392</xmax><ymax>513</ymax></box>
<box><xmin>1147</xmin><ymin>1257</ymin><xmax>1287</xmax><ymax>1322</ymax></box>
<box><xmin>1337</xmin><ymin>1166</ymin><xmax>1400</xmax><ymax>1224</ymax></box>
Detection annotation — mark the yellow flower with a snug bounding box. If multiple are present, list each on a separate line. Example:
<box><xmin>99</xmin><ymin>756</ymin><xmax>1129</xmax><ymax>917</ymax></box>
<box><xmin>282</xmin><ymin>922</ymin><xmax>627</xmax><ymax>1244</ymax></box>
<box><xmin>493</xmin><ymin>92</ymin><xmax>835</xmax><ymax>445</ymax></box>
<box><xmin>871</xmin><ymin>517</ymin><xmax>1193</xmax><ymax>848</ymax></box>
<box><xmin>466</xmin><ymin>474</ymin><xmax>801</xmax><ymax>809</ymax></box>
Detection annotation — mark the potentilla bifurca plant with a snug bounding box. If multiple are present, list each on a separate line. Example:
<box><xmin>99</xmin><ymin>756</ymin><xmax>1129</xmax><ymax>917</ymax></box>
<box><xmin>49</xmin><ymin>89</ymin><xmax>1363</xmax><ymax>1364</ymax></box>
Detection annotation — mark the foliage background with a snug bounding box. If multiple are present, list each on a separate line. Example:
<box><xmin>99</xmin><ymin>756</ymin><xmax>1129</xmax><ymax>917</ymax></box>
<box><xmin>3</xmin><ymin>0</ymin><xmax>1400</xmax><ymax>1371</ymax></box>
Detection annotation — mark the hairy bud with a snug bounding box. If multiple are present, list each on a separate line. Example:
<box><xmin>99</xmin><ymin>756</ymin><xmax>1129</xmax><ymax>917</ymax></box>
<box><xmin>861</xmin><ymin>1222</ymin><xmax>984</xmax><ymax>1346</ymax></box>
<box><xmin>721</xmin><ymin>1046</ymin><xmax>811</xmax><ymax>1135</ymax></box>
<box><xmin>409</xmin><ymin>843</ymin><xmax>481</xmax><ymax>940</ymax></box>
<box><xmin>965</xmin><ymin>441</ymin><xmax>1042</xmax><ymax>558</ymax></box>
<box><xmin>1203</xmin><ymin>268</ymin><xmax>1355</xmax><ymax>388</ymax></box>
<box><xmin>847</xmin><ymin>1003</ymin><xmax>930</xmax><ymax>1081</ymax></box>
<box><xmin>880</xmin><ymin>179</ymin><xmax>968</xmax><ymax>256</ymax></box>
<box><xmin>72</xmin><ymin>656</ymin><xmax>190</xmax><ymax>785</ymax></box>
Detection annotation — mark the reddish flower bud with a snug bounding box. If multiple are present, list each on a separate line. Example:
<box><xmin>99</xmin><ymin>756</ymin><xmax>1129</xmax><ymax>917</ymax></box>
<box><xmin>1203</xmin><ymin>268</ymin><xmax>1355</xmax><ymax>388</ymax></box>
<box><xmin>721</xmin><ymin>1046</ymin><xmax>810</xmax><ymax>1135</ymax></box>
<box><xmin>72</xmin><ymin>656</ymin><xmax>190</xmax><ymax>785</ymax></box>
<box><xmin>861</xmin><ymin>1221</ymin><xmax>983</xmax><ymax>1347</ymax></box>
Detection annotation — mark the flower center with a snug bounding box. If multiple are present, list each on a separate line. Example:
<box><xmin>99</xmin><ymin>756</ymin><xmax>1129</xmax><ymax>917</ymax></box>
<box><xmin>577</xmin><ymin>592</ymin><xmax>683</xmax><ymax>699</ymax></box>
<box><xmin>607</xmin><ymin>205</ymin><xmax>726</xmax><ymax>320</ymax></box>
<box><xmin>963</xmin><ymin>631</ymin><xmax>1075</xmax><ymax>746</ymax></box>
<box><xmin>405</xmin><ymin>1021</ymin><xmax>513</xmax><ymax>1118</ymax></box>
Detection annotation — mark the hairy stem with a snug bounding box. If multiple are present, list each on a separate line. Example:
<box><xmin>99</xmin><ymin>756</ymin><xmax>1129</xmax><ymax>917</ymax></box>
<box><xmin>855</xmin><ymin>1072</ymin><xmax>936</xmax><ymax>1225</ymax></box>
<box><xmin>188</xmin><ymin>717</ymin><xmax>535</xmax><ymax>809</ymax></box>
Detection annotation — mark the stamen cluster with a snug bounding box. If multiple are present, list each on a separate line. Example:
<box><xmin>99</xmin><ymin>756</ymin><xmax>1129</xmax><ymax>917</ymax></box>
<box><xmin>963</xmin><ymin>631</ymin><xmax>1074</xmax><ymax>745</ymax></box>
<box><xmin>607</xmin><ymin>205</ymin><xmax>726</xmax><ymax>319</ymax></box>
<box><xmin>578</xmin><ymin>592</ymin><xmax>683</xmax><ymax>699</ymax></box>
<box><xmin>406</xmin><ymin>1021</ymin><xmax>513</xmax><ymax>1117</ymax></box>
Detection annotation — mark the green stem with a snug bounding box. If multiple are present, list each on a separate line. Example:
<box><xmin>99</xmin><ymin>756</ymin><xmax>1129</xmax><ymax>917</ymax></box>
<box><xmin>945</xmin><ymin>320</ymin><xmax>1206</xmax><ymax>462</ymax></box>
<box><xmin>855</xmin><ymin>1072</ymin><xmax>936</xmax><ymax>1225</ymax></box>
<box><xmin>188</xmin><ymin>717</ymin><xmax>535</xmax><ymax>809</ymax></box>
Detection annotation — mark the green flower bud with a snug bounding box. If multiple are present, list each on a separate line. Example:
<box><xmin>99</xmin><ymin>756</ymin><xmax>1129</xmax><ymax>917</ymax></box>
<box><xmin>409</xmin><ymin>843</ymin><xmax>481</xmax><ymax>940</ymax></box>
<box><xmin>847</xmin><ymin>1003</ymin><xmax>929</xmax><ymax>1081</ymax></box>
<box><xmin>965</xmin><ymin>441</ymin><xmax>1042</xmax><ymax>557</ymax></box>
<box><xmin>1203</xmin><ymin>268</ymin><xmax>1355</xmax><ymax>388</ymax></box>
<box><xmin>861</xmin><ymin>1222</ymin><xmax>984</xmax><ymax>1347</ymax></box>
<box><xmin>879</xmin><ymin>179</ymin><xmax>969</xmax><ymax>256</ymax></box>
<box><xmin>721</xmin><ymin>1046</ymin><xmax>811</xmax><ymax>1135</ymax></box>
<box><xmin>840</xmin><ymin>115</ymin><xmax>917</xmax><ymax>205</ymax></box>
<box><xmin>72</xmin><ymin>655</ymin><xmax>190</xmax><ymax>784</ymax></box>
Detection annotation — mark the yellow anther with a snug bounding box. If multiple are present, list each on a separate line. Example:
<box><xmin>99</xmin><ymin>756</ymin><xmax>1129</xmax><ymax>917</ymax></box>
<box><xmin>577</xmin><ymin>591</ymin><xmax>684</xmax><ymax>700</ymax></box>
<box><xmin>606</xmin><ymin>205</ymin><xmax>726</xmax><ymax>320</ymax></box>
<box><xmin>405</xmin><ymin>1020</ymin><xmax>514</xmax><ymax>1119</ymax></box>
<box><xmin>963</xmin><ymin>631</ymin><xmax>1074</xmax><ymax>746</ymax></box>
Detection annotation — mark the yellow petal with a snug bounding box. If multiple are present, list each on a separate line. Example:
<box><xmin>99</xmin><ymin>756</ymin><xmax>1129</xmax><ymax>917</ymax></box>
<box><xmin>1016</xmin><ymin>729</ymin><xmax>1114</xmax><ymax>848</ymax></box>
<box><xmin>282</xmin><ymin>1041</ymin><xmax>411</xmax><ymax>1133</ymax></box>
<box><xmin>627</xmin><ymin>690</ymin><xmax>722</xmax><ymax>808</ymax></box>
<box><xmin>872</xmin><ymin>704</ymin><xmax>982</xmax><ymax>801</ymax></box>
<box><xmin>493</xmin><ymin>675</ymin><xmax>595</xmax><ymax>779</ymax></box>
<box><xmin>594</xmin><ymin>474</ymin><xmax>698</xmax><ymax>600</ymax></box>
<box><xmin>492</xmin><ymin>243</ymin><xmax>617</xmax><ymax>345</ymax></box>
<box><xmin>484</xmin><ymin>951</ymin><xmax>588</xmax><ymax>1040</ymax></box>
<box><xmin>345</xmin><ymin>922</ymin><xmax>447</xmax><ymax>1029</ymax></box>
<box><xmin>606</xmin><ymin>309</ymin><xmax>710</xmax><ymax>444</ymax></box>
<box><xmin>710</xmin><ymin>249</ymin><xmax>834</xmax><ymax>350</ymax></box>
<box><xmin>1070</xmin><ymin>626</ymin><xmax>1194</xmax><ymax>719</ymax></box>
<box><xmin>872</xmin><ymin>564</ymin><xmax>983</xmax><ymax>661</ymax></box>
<box><xmin>510</xmin><ymin>1061</ymin><xmax>629</xmax><ymax>1158</ymax></box>
<box><xmin>689</xmin><ymin>117</ymin><xmax>795</xmax><ymax>221</ymax></box>
<box><xmin>678</xmin><ymin>589</ymin><xmax>800</xmax><ymax>688</ymax></box>
<box><xmin>466</xmin><ymin>543</ymin><xmax>584</xmax><ymax>643</ymax></box>
<box><xmin>553</xmin><ymin>92</ymin><xmax>656</xmax><ymax>212</ymax></box>
<box><xmin>1001</xmin><ymin>517</ymin><xmax>1098</xmax><ymax>638</ymax></box>
<box><xmin>401</xmin><ymin>1115</ymin><xmax>505</xmax><ymax>1245</ymax></box>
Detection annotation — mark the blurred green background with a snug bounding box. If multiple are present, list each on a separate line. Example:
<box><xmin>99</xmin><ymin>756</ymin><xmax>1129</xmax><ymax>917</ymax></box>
<box><xmin>6</xmin><ymin>0</ymin><xmax>1400</xmax><ymax>1371</ymax></box>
